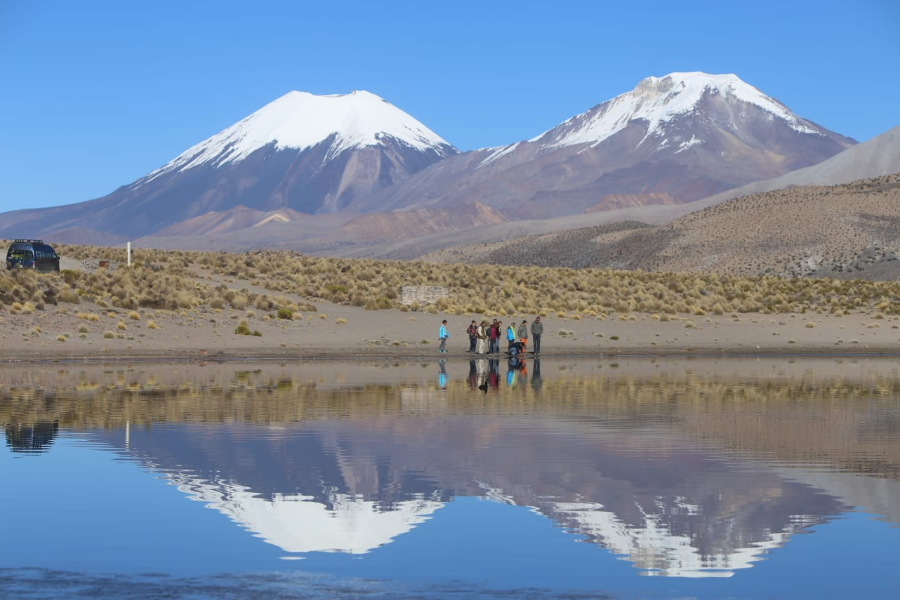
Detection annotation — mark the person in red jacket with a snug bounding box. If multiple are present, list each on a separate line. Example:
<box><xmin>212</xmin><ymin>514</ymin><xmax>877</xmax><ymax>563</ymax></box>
<box><xmin>489</xmin><ymin>319</ymin><xmax>500</xmax><ymax>354</ymax></box>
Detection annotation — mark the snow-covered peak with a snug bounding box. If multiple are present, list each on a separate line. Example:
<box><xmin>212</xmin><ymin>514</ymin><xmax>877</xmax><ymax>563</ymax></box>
<box><xmin>168</xmin><ymin>470</ymin><xmax>444</xmax><ymax>555</ymax></box>
<box><xmin>145</xmin><ymin>90</ymin><xmax>455</xmax><ymax>179</ymax></box>
<box><xmin>551</xmin><ymin>500</ymin><xmax>813</xmax><ymax>577</ymax></box>
<box><xmin>537</xmin><ymin>72</ymin><xmax>820</xmax><ymax>149</ymax></box>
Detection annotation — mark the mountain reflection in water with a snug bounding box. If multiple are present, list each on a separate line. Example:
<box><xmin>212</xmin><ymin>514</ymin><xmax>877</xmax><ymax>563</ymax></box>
<box><xmin>5</xmin><ymin>421</ymin><xmax>59</xmax><ymax>454</ymax></box>
<box><xmin>2</xmin><ymin>357</ymin><xmax>899</xmax><ymax>580</ymax></box>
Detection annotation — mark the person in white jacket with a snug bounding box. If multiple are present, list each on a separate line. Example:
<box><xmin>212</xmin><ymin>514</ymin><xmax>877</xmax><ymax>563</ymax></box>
<box><xmin>476</xmin><ymin>320</ymin><xmax>488</xmax><ymax>354</ymax></box>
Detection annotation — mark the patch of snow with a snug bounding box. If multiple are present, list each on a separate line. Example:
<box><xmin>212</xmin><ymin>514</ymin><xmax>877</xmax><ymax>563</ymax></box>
<box><xmin>142</xmin><ymin>91</ymin><xmax>454</xmax><ymax>183</ymax></box>
<box><xmin>475</xmin><ymin>142</ymin><xmax>521</xmax><ymax>168</ymax></box>
<box><xmin>675</xmin><ymin>135</ymin><xmax>704</xmax><ymax>154</ymax></box>
<box><xmin>254</xmin><ymin>212</ymin><xmax>291</xmax><ymax>227</ymax></box>
<box><xmin>536</xmin><ymin>72</ymin><xmax>822</xmax><ymax>150</ymax></box>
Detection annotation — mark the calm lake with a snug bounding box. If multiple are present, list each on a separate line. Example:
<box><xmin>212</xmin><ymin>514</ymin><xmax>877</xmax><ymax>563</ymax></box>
<box><xmin>2</xmin><ymin>357</ymin><xmax>899</xmax><ymax>599</ymax></box>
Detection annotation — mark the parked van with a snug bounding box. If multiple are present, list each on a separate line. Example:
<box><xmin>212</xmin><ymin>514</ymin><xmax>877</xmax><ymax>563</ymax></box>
<box><xmin>6</xmin><ymin>239</ymin><xmax>60</xmax><ymax>273</ymax></box>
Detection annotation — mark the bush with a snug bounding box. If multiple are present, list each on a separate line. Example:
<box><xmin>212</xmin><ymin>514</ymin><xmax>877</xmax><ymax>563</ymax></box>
<box><xmin>58</xmin><ymin>289</ymin><xmax>81</xmax><ymax>304</ymax></box>
<box><xmin>277</xmin><ymin>307</ymin><xmax>293</xmax><ymax>320</ymax></box>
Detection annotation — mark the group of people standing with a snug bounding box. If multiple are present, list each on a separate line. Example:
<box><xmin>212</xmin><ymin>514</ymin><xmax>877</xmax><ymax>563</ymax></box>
<box><xmin>453</xmin><ymin>317</ymin><xmax>544</xmax><ymax>356</ymax></box>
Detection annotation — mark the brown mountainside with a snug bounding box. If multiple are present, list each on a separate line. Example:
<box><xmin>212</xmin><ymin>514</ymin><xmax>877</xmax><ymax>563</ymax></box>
<box><xmin>422</xmin><ymin>173</ymin><xmax>900</xmax><ymax>280</ymax></box>
<box><xmin>584</xmin><ymin>193</ymin><xmax>678</xmax><ymax>213</ymax></box>
<box><xmin>337</xmin><ymin>202</ymin><xmax>508</xmax><ymax>244</ymax></box>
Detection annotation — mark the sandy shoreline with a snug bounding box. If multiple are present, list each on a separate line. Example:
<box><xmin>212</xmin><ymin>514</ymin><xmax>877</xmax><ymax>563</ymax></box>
<box><xmin>2</xmin><ymin>345</ymin><xmax>900</xmax><ymax>364</ymax></box>
<box><xmin>2</xmin><ymin>294</ymin><xmax>899</xmax><ymax>363</ymax></box>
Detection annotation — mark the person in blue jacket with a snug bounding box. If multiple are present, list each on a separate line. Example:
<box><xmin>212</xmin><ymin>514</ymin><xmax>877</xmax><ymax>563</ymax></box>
<box><xmin>506</xmin><ymin>322</ymin><xmax>517</xmax><ymax>354</ymax></box>
<box><xmin>439</xmin><ymin>320</ymin><xmax>449</xmax><ymax>353</ymax></box>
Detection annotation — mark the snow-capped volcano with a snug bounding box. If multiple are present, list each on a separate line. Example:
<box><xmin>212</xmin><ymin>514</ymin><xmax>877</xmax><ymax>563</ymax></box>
<box><xmin>537</xmin><ymin>72</ymin><xmax>821</xmax><ymax>150</ymax></box>
<box><xmin>145</xmin><ymin>90</ymin><xmax>455</xmax><ymax>181</ymax></box>
<box><xmin>354</xmin><ymin>72</ymin><xmax>855</xmax><ymax>219</ymax></box>
<box><xmin>0</xmin><ymin>89</ymin><xmax>458</xmax><ymax>239</ymax></box>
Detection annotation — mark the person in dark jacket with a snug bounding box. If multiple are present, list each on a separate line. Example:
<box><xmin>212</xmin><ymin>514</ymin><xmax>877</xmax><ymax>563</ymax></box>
<box><xmin>530</xmin><ymin>316</ymin><xmax>544</xmax><ymax>354</ymax></box>
<box><xmin>467</xmin><ymin>320</ymin><xmax>477</xmax><ymax>353</ymax></box>
<box><xmin>489</xmin><ymin>320</ymin><xmax>500</xmax><ymax>354</ymax></box>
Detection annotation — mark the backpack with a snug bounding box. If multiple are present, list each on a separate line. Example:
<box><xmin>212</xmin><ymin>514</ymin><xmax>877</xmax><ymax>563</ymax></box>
<box><xmin>507</xmin><ymin>326</ymin><xmax>515</xmax><ymax>342</ymax></box>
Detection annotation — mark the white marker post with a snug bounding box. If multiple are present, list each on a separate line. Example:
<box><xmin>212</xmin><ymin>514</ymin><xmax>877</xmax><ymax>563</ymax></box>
<box><xmin>127</xmin><ymin>242</ymin><xmax>131</xmax><ymax>267</ymax></box>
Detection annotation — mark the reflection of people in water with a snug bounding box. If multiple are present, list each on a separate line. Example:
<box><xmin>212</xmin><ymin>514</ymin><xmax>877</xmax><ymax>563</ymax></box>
<box><xmin>438</xmin><ymin>359</ymin><xmax>447</xmax><ymax>389</ymax></box>
<box><xmin>476</xmin><ymin>358</ymin><xmax>487</xmax><ymax>390</ymax></box>
<box><xmin>476</xmin><ymin>359</ymin><xmax>501</xmax><ymax>393</ymax></box>
<box><xmin>531</xmin><ymin>359</ymin><xmax>542</xmax><ymax>392</ymax></box>
<box><xmin>506</xmin><ymin>355</ymin><xmax>528</xmax><ymax>387</ymax></box>
<box><xmin>5</xmin><ymin>422</ymin><xmax>60</xmax><ymax>454</ymax></box>
<box><xmin>489</xmin><ymin>359</ymin><xmax>500</xmax><ymax>391</ymax></box>
<box><xmin>468</xmin><ymin>359</ymin><xmax>477</xmax><ymax>389</ymax></box>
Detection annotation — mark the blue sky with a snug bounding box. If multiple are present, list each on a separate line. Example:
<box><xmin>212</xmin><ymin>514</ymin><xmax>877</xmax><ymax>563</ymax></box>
<box><xmin>1</xmin><ymin>0</ymin><xmax>898</xmax><ymax>212</ymax></box>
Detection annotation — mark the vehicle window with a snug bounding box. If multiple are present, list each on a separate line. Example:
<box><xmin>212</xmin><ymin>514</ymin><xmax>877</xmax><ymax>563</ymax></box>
<box><xmin>8</xmin><ymin>249</ymin><xmax>33</xmax><ymax>260</ymax></box>
<box><xmin>34</xmin><ymin>245</ymin><xmax>58</xmax><ymax>260</ymax></box>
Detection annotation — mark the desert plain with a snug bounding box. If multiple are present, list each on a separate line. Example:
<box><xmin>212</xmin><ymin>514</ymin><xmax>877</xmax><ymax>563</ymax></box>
<box><xmin>0</xmin><ymin>248</ymin><xmax>898</xmax><ymax>363</ymax></box>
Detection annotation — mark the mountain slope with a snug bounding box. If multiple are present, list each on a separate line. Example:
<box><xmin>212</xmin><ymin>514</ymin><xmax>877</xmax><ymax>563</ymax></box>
<box><xmin>422</xmin><ymin>172</ymin><xmax>900</xmax><ymax>280</ymax></box>
<box><xmin>352</xmin><ymin>72</ymin><xmax>855</xmax><ymax>219</ymax></box>
<box><xmin>664</xmin><ymin>124</ymin><xmax>900</xmax><ymax>215</ymax></box>
<box><xmin>0</xmin><ymin>91</ymin><xmax>456</xmax><ymax>240</ymax></box>
<box><xmin>408</xmin><ymin>124</ymin><xmax>900</xmax><ymax>264</ymax></box>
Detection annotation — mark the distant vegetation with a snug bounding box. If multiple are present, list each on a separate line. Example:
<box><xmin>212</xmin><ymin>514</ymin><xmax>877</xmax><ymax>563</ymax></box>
<box><xmin>1</xmin><ymin>241</ymin><xmax>899</xmax><ymax>319</ymax></box>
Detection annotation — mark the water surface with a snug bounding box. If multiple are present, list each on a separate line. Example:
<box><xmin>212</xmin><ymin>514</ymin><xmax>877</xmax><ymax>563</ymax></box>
<box><xmin>2</xmin><ymin>358</ymin><xmax>899</xmax><ymax>599</ymax></box>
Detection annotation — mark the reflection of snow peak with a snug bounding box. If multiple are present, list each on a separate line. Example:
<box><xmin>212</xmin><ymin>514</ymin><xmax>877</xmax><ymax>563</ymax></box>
<box><xmin>552</xmin><ymin>501</ymin><xmax>811</xmax><ymax>577</ymax></box>
<box><xmin>167</xmin><ymin>473</ymin><xmax>443</xmax><ymax>554</ymax></box>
